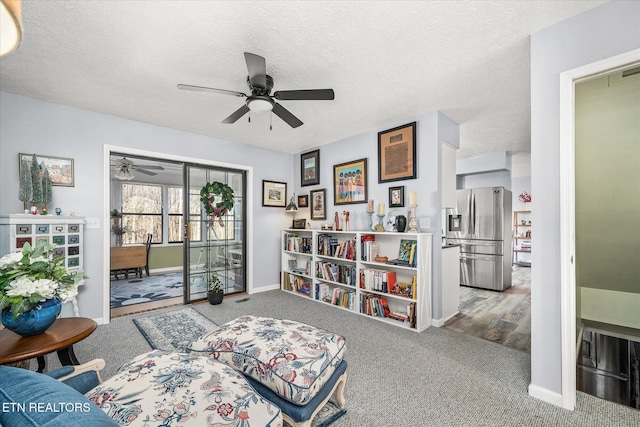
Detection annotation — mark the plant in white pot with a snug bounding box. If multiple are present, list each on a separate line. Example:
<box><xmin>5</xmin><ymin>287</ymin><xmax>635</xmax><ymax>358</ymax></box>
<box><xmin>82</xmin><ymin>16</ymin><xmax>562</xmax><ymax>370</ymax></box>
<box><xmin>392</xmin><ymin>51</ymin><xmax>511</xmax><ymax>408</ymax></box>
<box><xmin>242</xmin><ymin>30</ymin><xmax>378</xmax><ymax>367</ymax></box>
<box><xmin>206</xmin><ymin>272</ymin><xmax>224</xmax><ymax>305</ymax></box>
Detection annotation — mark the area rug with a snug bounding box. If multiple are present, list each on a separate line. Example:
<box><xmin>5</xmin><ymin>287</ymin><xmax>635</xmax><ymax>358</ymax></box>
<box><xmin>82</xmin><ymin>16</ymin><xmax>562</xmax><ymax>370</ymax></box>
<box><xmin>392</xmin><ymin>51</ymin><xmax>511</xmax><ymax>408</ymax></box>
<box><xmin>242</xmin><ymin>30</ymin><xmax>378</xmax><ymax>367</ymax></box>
<box><xmin>110</xmin><ymin>272</ymin><xmax>208</xmax><ymax>308</ymax></box>
<box><xmin>133</xmin><ymin>307</ymin><xmax>218</xmax><ymax>352</ymax></box>
<box><xmin>283</xmin><ymin>401</ymin><xmax>346</xmax><ymax>427</ymax></box>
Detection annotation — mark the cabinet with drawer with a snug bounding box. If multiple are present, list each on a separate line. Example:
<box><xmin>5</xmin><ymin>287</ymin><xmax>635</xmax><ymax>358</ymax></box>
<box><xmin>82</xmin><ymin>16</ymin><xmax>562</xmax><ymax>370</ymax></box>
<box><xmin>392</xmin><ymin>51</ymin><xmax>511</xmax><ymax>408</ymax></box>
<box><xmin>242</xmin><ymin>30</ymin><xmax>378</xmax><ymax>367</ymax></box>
<box><xmin>0</xmin><ymin>214</ymin><xmax>86</xmax><ymax>318</ymax></box>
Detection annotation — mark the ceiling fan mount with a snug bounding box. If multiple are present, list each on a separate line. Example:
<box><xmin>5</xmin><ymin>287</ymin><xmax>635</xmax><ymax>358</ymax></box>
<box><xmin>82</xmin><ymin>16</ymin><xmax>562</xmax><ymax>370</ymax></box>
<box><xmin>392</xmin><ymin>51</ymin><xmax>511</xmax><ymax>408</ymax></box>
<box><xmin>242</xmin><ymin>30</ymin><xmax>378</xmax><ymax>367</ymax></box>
<box><xmin>178</xmin><ymin>52</ymin><xmax>335</xmax><ymax>128</ymax></box>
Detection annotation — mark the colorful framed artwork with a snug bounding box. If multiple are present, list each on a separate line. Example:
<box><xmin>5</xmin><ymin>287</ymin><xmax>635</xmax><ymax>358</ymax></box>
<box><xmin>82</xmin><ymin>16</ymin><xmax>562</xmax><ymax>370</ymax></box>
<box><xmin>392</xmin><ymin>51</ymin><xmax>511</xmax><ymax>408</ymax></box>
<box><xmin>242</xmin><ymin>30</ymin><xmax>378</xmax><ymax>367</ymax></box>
<box><xmin>333</xmin><ymin>158</ymin><xmax>367</xmax><ymax>205</ymax></box>
<box><xmin>300</xmin><ymin>149</ymin><xmax>320</xmax><ymax>187</ymax></box>
<box><xmin>377</xmin><ymin>122</ymin><xmax>417</xmax><ymax>183</ymax></box>
<box><xmin>310</xmin><ymin>189</ymin><xmax>326</xmax><ymax>220</ymax></box>
<box><xmin>297</xmin><ymin>195</ymin><xmax>309</xmax><ymax>208</ymax></box>
<box><xmin>262</xmin><ymin>180</ymin><xmax>287</xmax><ymax>207</ymax></box>
<box><xmin>19</xmin><ymin>153</ymin><xmax>74</xmax><ymax>187</ymax></box>
<box><xmin>389</xmin><ymin>186</ymin><xmax>404</xmax><ymax>208</ymax></box>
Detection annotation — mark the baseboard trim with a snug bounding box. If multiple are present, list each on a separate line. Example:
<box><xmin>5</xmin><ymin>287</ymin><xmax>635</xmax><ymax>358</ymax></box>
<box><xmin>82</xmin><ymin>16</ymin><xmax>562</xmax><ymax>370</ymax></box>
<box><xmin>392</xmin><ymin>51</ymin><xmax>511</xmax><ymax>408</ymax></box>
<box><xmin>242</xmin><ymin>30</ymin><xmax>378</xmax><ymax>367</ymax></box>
<box><xmin>149</xmin><ymin>267</ymin><xmax>182</xmax><ymax>274</ymax></box>
<box><xmin>528</xmin><ymin>384</ymin><xmax>564</xmax><ymax>408</ymax></box>
<box><xmin>250</xmin><ymin>284</ymin><xmax>280</xmax><ymax>294</ymax></box>
<box><xmin>432</xmin><ymin>311</ymin><xmax>459</xmax><ymax>327</ymax></box>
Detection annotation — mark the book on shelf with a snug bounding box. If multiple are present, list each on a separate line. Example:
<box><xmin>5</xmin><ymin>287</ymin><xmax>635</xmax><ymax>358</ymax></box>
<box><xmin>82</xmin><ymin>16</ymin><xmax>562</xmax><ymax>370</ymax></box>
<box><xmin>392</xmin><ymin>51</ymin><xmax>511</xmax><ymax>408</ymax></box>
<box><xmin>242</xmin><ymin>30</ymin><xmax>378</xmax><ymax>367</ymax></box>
<box><xmin>398</xmin><ymin>239</ymin><xmax>415</xmax><ymax>262</ymax></box>
<box><xmin>361</xmin><ymin>234</ymin><xmax>375</xmax><ymax>261</ymax></box>
<box><xmin>288</xmin><ymin>259</ymin><xmax>297</xmax><ymax>271</ymax></box>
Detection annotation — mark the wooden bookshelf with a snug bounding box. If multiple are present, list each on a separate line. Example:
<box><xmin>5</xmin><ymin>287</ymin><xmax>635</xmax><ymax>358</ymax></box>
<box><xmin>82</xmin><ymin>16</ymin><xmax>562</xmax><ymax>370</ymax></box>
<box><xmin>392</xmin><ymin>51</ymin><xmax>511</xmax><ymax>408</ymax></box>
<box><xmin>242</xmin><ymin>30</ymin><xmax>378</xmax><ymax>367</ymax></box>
<box><xmin>513</xmin><ymin>210</ymin><xmax>531</xmax><ymax>267</ymax></box>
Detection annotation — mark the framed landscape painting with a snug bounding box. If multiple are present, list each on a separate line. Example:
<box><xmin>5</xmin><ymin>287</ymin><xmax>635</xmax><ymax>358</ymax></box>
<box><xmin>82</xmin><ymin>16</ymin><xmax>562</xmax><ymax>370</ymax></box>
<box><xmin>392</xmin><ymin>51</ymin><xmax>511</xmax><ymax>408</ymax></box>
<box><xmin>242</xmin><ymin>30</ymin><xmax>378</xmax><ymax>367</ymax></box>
<box><xmin>300</xmin><ymin>149</ymin><xmax>320</xmax><ymax>186</ymax></box>
<box><xmin>19</xmin><ymin>153</ymin><xmax>74</xmax><ymax>187</ymax></box>
<box><xmin>262</xmin><ymin>180</ymin><xmax>287</xmax><ymax>207</ymax></box>
<box><xmin>333</xmin><ymin>158</ymin><xmax>367</xmax><ymax>205</ymax></box>
<box><xmin>378</xmin><ymin>122</ymin><xmax>416</xmax><ymax>183</ymax></box>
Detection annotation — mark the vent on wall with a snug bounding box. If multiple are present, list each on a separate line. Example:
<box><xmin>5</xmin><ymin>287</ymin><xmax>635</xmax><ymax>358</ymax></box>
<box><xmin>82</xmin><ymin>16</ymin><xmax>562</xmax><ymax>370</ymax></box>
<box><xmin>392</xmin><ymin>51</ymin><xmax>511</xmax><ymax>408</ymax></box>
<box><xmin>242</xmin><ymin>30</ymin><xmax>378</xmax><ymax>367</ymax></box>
<box><xmin>608</xmin><ymin>64</ymin><xmax>640</xmax><ymax>87</ymax></box>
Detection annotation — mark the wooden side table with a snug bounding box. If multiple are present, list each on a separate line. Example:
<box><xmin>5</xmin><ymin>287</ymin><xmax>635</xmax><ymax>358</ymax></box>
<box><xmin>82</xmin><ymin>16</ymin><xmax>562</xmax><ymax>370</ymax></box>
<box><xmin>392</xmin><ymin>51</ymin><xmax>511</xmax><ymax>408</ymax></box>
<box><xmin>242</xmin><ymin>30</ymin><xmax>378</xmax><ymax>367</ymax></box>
<box><xmin>0</xmin><ymin>317</ymin><xmax>97</xmax><ymax>372</ymax></box>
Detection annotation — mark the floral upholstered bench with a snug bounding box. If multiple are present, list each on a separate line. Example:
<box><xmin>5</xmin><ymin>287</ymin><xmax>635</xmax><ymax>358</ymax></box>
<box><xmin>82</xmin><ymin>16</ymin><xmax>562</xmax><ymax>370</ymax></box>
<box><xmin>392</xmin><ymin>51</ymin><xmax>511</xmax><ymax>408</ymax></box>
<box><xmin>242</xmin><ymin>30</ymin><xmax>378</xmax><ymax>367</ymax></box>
<box><xmin>189</xmin><ymin>316</ymin><xmax>348</xmax><ymax>427</ymax></box>
<box><xmin>85</xmin><ymin>350</ymin><xmax>283</xmax><ymax>426</ymax></box>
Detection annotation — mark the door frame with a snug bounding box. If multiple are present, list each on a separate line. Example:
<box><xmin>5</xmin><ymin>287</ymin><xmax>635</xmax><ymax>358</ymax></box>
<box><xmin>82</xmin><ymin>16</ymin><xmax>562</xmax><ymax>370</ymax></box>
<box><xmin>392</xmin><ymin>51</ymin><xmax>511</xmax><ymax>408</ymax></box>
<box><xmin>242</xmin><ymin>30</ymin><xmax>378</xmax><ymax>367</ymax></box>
<box><xmin>558</xmin><ymin>48</ymin><xmax>640</xmax><ymax>410</ymax></box>
<box><xmin>102</xmin><ymin>144</ymin><xmax>254</xmax><ymax>323</ymax></box>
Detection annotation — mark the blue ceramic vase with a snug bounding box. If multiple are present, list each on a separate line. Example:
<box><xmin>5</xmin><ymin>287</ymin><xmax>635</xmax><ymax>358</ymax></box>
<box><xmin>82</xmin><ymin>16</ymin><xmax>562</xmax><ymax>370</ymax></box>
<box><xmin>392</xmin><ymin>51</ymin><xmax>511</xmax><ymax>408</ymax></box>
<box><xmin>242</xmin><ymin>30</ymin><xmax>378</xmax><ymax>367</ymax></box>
<box><xmin>1</xmin><ymin>298</ymin><xmax>62</xmax><ymax>336</ymax></box>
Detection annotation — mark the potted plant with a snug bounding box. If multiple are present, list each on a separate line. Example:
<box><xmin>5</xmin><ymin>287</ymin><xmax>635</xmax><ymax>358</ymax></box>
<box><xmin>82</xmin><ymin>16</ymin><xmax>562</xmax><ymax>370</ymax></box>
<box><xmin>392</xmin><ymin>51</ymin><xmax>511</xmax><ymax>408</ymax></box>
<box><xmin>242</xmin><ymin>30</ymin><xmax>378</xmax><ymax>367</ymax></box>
<box><xmin>0</xmin><ymin>240</ymin><xmax>86</xmax><ymax>336</ymax></box>
<box><xmin>206</xmin><ymin>271</ymin><xmax>224</xmax><ymax>305</ymax></box>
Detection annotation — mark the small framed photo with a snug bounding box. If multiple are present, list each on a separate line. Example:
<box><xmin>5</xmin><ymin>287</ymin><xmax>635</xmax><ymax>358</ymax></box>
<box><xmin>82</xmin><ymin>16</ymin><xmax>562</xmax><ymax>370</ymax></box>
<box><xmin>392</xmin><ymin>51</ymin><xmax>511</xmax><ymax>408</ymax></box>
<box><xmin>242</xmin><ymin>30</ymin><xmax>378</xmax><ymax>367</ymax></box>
<box><xmin>310</xmin><ymin>189</ymin><xmax>327</xmax><ymax>220</ymax></box>
<box><xmin>333</xmin><ymin>158</ymin><xmax>368</xmax><ymax>205</ymax></box>
<box><xmin>389</xmin><ymin>186</ymin><xmax>405</xmax><ymax>208</ymax></box>
<box><xmin>298</xmin><ymin>195</ymin><xmax>309</xmax><ymax>208</ymax></box>
<box><xmin>300</xmin><ymin>149</ymin><xmax>320</xmax><ymax>187</ymax></box>
<box><xmin>291</xmin><ymin>218</ymin><xmax>307</xmax><ymax>229</ymax></box>
<box><xmin>378</xmin><ymin>122</ymin><xmax>417</xmax><ymax>183</ymax></box>
<box><xmin>262</xmin><ymin>180</ymin><xmax>287</xmax><ymax>207</ymax></box>
<box><xmin>19</xmin><ymin>153</ymin><xmax>74</xmax><ymax>187</ymax></box>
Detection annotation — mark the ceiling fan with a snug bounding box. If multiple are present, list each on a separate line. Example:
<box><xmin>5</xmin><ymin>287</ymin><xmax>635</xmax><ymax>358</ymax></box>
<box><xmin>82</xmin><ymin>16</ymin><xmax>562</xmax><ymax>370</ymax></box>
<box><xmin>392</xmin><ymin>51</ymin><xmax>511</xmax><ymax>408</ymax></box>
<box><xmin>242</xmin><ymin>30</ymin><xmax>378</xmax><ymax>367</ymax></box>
<box><xmin>177</xmin><ymin>52</ymin><xmax>335</xmax><ymax>128</ymax></box>
<box><xmin>111</xmin><ymin>157</ymin><xmax>164</xmax><ymax>181</ymax></box>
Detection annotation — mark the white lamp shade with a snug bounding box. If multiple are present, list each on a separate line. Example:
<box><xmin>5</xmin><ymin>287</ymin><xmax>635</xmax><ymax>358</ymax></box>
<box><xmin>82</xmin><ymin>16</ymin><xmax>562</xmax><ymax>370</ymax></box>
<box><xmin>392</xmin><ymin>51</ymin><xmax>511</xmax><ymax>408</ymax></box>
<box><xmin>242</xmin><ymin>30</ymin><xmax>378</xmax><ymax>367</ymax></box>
<box><xmin>0</xmin><ymin>0</ymin><xmax>22</xmax><ymax>57</ymax></box>
<box><xmin>248</xmin><ymin>98</ymin><xmax>274</xmax><ymax>113</ymax></box>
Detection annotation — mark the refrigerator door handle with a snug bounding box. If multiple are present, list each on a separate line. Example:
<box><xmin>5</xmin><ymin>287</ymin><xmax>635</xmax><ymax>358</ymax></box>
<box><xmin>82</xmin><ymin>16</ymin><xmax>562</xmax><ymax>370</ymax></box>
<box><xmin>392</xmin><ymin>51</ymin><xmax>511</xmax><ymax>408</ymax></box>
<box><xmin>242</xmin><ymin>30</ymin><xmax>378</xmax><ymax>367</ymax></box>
<box><xmin>471</xmin><ymin>192</ymin><xmax>476</xmax><ymax>235</ymax></box>
<box><xmin>460</xmin><ymin>254</ymin><xmax>497</xmax><ymax>261</ymax></box>
<box><xmin>467</xmin><ymin>192</ymin><xmax>473</xmax><ymax>235</ymax></box>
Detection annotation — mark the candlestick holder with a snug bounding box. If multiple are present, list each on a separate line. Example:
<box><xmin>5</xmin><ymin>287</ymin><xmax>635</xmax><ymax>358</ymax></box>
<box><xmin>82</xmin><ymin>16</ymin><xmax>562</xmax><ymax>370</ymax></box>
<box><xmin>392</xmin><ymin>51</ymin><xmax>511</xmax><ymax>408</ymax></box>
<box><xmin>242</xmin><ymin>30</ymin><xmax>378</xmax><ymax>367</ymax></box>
<box><xmin>374</xmin><ymin>214</ymin><xmax>386</xmax><ymax>232</ymax></box>
<box><xmin>367</xmin><ymin>210</ymin><xmax>375</xmax><ymax>231</ymax></box>
<box><xmin>408</xmin><ymin>204</ymin><xmax>418</xmax><ymax>233</ymax></box>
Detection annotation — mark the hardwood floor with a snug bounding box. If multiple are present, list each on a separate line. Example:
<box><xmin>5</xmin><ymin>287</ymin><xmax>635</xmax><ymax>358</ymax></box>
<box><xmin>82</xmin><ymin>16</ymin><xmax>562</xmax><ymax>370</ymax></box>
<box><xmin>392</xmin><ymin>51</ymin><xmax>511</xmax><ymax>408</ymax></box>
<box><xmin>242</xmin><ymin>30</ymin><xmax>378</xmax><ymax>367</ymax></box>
<box><xmin>443</xmin><ymin>266</ymin><xmax>531</xmax><ymax>353</ymax></box>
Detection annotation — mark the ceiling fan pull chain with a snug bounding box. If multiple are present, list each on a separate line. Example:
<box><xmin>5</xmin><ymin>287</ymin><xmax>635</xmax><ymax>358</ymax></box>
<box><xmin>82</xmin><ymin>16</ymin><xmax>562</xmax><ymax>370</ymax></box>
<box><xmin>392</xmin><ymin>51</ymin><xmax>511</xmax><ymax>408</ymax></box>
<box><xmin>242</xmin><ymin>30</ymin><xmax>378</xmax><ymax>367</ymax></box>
<box><xmin>270</xmin><ymin>112</ymin><xmax>272</xmax><ymax>131</ymax></box>
<box><xmin>248</xmin><ymin>111</ymin><xmax>251</xmax><ymax>123</ymax></box>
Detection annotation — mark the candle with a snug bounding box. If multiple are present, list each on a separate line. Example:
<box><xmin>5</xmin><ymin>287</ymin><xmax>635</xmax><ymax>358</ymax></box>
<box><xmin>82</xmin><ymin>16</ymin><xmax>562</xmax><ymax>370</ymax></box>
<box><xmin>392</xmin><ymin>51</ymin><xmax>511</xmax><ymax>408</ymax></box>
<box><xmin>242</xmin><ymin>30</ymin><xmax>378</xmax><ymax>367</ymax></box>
<box><xmin>409</xmin><ymin>191</ymin><xmax>417</xmax><ymax>205</ymax></box>
<box><xmin>378</xmin><ymin>203</ymin><xmax>385</xmax><ymax>215</ymax></box>
<box><xmin>367</xmin><ymin>200</ymin><xmax>374</xmax><ymax>211</ymax></box>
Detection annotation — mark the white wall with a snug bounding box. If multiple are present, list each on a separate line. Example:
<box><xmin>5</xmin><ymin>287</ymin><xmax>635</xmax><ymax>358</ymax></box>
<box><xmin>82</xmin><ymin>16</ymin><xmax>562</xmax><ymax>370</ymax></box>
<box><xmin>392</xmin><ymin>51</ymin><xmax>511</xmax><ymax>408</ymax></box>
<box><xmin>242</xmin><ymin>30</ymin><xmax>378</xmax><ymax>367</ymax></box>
<box><xmin>292</xmin><ymin>112</ymin><xmax>458</xmax><ymax>320</ymax></box>
<box><xmin>0</xmin><ymin>92</ymin><xmax>293</xmax><ymax>322</ymax></box>
<box><xmin>530</xmin><ymin>0</ymin><xmax>640</xmax><ymax>399</ymax></box>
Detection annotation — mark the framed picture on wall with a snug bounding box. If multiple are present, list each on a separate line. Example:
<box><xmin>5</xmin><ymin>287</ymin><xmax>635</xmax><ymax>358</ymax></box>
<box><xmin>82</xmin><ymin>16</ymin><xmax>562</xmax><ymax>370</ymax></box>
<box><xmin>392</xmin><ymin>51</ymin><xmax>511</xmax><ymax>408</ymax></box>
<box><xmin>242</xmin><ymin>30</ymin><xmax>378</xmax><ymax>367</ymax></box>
<box><xmin>19</xmin><ymin>153</ymin><xmax>75</xmax><ymax>187</ymax></box>
<box><xmin>300</xmin><ymin>149</ymin><xmax>320</xmax><ymax>186</ymax></box>
<box><xmin>389</xmin><ymin>186</ymin><xmax>404</xmax><ymax>208</ymax></box>
<box><xmin>333</xmin><ymin>158</ymin><xmax>368</xmax><ymax>205</ymax></box>
<box><xmin>262</xmin><ymin>180</ymin><xmax>287</xmax><ymax>207</ymax></box>
<box><xmin>310</xmin><ymin>189</ymin><xmax>326</xmax><ymax>220</ymax></box>
<box><xmin>297</xmin><ymin>195</ymin><xmax>309</xmax><ymax>208</ymax></box>
<box><xmin>378</xmin><ymin>122</ymin><xmax>417</xmax><ymax>183</ymax></box>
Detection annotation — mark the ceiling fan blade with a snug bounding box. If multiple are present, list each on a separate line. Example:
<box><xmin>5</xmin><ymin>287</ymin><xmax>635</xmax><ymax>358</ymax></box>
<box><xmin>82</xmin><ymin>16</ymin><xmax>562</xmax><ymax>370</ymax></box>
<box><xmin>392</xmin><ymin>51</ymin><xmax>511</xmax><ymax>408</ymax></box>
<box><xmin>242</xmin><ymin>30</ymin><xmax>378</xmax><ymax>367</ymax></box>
<box><xmin>177</xmin><ymin>84</ymin><xmax>246</xmax><ymax>97</ymax></box>
<box><xmin>134</xmin><ymin>168</ymin><xmax>157</xmax><ymax>176</ymax></box>
<box><xmin>222</xmin><ymin>105</ymin><xmax>250</xmax><ymax>124</ymax></box>
<box><xmin>244</xmin><ymin>52</ymin><xmax>267</xmax><ymax>89</ymax></box>
<box><xmin>273</xmin><ymin>89</ymin><xmax>335</xmax><ymax>101</ymax></box>
<box><xmin>272</xmin><ymin>103</ymin><xmax>303</xmax><ymax>128</ymax></box>
<box><xmin>133</xmin><ymin>165</ymin><xmax>164</xmax><ymax>170</ymax></box>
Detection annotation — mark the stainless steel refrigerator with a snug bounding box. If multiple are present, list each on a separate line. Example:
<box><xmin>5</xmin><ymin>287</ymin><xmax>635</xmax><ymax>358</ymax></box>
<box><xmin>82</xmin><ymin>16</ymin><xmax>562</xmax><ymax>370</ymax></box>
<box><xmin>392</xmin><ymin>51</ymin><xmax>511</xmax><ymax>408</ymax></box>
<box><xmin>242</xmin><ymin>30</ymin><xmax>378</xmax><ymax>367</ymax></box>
<box><xmin>446</xmin><ymin>187</ymin><xmax>512</xmax><ymax>291</ymax></box>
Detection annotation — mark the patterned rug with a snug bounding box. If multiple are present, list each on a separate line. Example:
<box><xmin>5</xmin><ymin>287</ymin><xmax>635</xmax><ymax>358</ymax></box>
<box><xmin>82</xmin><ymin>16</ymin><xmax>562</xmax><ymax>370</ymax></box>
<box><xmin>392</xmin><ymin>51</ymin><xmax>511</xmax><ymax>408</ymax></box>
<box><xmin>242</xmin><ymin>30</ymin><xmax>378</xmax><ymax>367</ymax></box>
<box><xmin>133</xmin><ymin>307</ymin><xmax>218</xmax><ymax>352</ymax></box>
<box><xmin>110</xmin><ymin>272</ymin><xmax>208</xmax><ymax>308</ymax></box>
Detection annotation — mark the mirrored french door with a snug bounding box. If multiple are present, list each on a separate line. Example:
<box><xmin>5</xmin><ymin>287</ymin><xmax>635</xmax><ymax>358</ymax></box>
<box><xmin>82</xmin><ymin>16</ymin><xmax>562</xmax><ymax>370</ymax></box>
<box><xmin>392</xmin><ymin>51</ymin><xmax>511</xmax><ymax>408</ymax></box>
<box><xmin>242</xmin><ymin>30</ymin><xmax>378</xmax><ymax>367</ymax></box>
<box><xmin>183</xmin><ymin>164</ymin><xmax>246</xmax><ymax>304</ymax></box>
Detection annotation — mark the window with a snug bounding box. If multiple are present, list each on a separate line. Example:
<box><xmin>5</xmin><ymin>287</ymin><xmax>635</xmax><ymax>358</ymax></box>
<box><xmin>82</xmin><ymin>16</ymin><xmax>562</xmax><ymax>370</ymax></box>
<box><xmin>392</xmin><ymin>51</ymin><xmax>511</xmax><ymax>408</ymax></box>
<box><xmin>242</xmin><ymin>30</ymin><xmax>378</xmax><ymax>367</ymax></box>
<box><xmin>121</xmin><ymin>184</ymin><xmax>162</xmax><ymax>244</ymax></box>
<box><xmin>168</xmin><ymin>186</ymin><xmax>202</xmax><ymax>243</ymax></box>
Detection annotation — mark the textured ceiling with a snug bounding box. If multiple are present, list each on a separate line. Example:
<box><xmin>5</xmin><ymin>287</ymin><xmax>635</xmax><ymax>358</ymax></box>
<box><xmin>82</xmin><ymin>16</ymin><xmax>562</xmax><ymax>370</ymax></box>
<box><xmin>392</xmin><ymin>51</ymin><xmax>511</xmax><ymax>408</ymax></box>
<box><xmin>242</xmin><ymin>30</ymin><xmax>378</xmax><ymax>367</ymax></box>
<box><xmin>0</xmin><ymin>1</ymin><xmax>606</xmax><ymax>157</ymax></box>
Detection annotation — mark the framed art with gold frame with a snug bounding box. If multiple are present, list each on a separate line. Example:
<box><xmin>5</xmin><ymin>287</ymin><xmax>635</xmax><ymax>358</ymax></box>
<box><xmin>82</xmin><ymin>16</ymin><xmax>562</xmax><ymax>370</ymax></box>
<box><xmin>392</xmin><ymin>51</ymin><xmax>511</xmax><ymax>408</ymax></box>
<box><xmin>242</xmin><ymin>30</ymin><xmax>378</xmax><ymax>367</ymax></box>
<box><xmin>377</xmin><ymin>122</ymin><xmax>416</xmax><ymax>183</ymax></box>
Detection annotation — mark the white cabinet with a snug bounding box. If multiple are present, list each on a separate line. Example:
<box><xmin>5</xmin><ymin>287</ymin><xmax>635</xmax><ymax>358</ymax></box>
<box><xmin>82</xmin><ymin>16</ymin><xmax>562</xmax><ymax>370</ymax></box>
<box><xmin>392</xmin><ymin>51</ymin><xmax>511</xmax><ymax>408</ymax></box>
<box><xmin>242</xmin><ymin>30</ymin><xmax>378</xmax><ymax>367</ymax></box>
<box><xmin>441</xmin><ymin>245</ymin><xmax>460</xmax><ymax>322</ymax></box>
<box><xmin>281</xmin><ymin>229</ymin><xmax>432</xmax><ymax>332</ymax></box>
<box><xmin>0</xmin><ymin>214</ymin><xmax>85</xmax><ymax>317</ymax></box>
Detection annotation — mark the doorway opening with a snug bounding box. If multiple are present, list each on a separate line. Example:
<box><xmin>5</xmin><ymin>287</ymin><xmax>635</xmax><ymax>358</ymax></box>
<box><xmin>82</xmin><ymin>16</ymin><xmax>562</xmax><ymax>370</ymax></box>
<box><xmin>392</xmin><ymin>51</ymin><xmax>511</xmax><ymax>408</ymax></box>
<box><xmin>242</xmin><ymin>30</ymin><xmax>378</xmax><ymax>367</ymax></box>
<box><xmin>108</xmin><ymin>152</ymin><xmax>247</xmax><ymax>318</ymax></box>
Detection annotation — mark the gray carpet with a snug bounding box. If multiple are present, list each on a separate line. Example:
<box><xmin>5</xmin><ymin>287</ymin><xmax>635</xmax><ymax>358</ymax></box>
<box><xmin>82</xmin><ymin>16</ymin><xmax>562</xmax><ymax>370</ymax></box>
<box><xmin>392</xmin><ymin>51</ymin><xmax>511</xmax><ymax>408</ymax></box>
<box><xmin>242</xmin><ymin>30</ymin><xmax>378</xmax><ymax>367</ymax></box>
<box><xmin>44</xmin><ymin>290</ymin><xmax>639</xmax><ymax>426</ymax></box>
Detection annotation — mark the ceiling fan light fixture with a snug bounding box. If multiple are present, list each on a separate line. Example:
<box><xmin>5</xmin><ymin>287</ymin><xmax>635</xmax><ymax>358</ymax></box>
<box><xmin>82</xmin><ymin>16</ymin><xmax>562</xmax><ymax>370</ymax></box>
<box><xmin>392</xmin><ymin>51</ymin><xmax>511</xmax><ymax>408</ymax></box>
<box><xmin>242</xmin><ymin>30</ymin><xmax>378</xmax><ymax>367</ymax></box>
<box><xmin>114</xmin><ymin>169</ymin><xmax>135</xmax><ymax>181</ymax></box>
<box><xmin>247</xmin><ymin>97</ymin><xmax>274</xmax><ymax>113</ymax></box>
<box><xmin>0</xmin><ymin>0</ymin><xmax>22</xmax><ymax>56</ymax></box>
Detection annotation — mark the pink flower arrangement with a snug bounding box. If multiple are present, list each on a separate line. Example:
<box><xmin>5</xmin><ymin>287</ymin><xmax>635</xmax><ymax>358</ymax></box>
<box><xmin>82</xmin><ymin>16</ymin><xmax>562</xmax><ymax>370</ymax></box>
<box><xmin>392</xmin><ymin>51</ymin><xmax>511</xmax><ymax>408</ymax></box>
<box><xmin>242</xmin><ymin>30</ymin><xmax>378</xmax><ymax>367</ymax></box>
<box><xmin>518</xmin><ymin>192</ymin><xmax>532</xmax><ymax>203</ymax></box>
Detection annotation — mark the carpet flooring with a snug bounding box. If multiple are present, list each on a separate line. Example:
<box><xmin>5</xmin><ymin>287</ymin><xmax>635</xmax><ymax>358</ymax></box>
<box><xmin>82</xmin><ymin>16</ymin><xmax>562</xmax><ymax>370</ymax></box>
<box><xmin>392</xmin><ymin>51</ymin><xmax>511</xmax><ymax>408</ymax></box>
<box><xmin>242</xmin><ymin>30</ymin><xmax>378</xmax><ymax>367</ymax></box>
<box><xmin>46</xmin><ymin>290</ymin><xmax>639</xmax><ymax>426</ymax></box>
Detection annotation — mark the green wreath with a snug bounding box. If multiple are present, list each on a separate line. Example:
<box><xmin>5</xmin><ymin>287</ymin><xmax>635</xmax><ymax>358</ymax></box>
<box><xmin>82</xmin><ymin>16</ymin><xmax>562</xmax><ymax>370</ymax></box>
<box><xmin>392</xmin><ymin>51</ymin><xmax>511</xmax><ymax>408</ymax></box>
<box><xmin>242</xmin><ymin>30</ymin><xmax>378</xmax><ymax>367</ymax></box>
<box><xmin>200</xmin><ymin>181</ymin><xmax>234</xmax><ymax>219</ymax></box>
